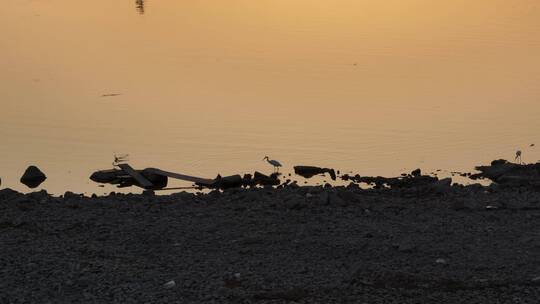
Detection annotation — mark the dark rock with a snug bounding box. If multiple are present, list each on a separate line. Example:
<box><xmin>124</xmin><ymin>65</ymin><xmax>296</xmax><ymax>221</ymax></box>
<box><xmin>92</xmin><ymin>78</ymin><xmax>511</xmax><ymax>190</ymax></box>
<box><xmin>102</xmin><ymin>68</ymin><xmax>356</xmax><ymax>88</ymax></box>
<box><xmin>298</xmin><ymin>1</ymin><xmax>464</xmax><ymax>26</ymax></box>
<box><xmin>346</xmin><ymin>182</ymin><xmax>359</xmax><ymax>189</ymax></box>
<box><xmin>90</xmin><ymin>169</ymin><xmax>121</xmax><ymax>184</ymax></box>
<box><xmin>473</xmin><ymin>160</ymin><xmax>540</xmax><ymax>187</ymax></box>
<box><xmin>411</xmin><ymin>168</ymin><xmax>422</xmax><ymax>177</ymax></box>
<box><xmin>142</xmin><ymin>190</ymin><xmax>155</xmax><ymax>196</ymax></box>
<box><xmin>20</xmin><ymin>166</ymin><xmax>47</xmax><ymax>188</ymax></box>
<box><xmin>294</xmin><ymin>166</ymin><xmax>336</xmax><ymax>180</ymax></box>
<box><xmin>288</xmin><ymin>181</ymin><xmax>300</xmax><ymax>188</ymax></box>
<box><xmin>242</xmin><ymin>174</ymin><xmax>253</xmax><ymax>187</ymax></box>
<box><xmin>212</xmin><ymin>174</ymin><xmax>243</xmax><ymax>189</ymax></box>
<box><xmin>252</xmin><ymin>171</ymin><xmax>280</xmax><ymax>186</ymax></box>
<box><xmin>64</xmin><ymin>191</ymin><xmax>81</xmax><ymax>200</ymax></box>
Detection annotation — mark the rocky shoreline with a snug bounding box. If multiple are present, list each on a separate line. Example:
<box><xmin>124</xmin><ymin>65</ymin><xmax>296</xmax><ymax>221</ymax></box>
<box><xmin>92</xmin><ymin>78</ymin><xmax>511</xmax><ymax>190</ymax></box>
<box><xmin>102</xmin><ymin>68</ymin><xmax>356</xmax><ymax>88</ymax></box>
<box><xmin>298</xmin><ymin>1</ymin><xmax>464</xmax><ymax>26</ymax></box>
<box><xmin>2</xmin><ymin>176</ymin><xmax>540</xmax><ymax>303</ymax></box>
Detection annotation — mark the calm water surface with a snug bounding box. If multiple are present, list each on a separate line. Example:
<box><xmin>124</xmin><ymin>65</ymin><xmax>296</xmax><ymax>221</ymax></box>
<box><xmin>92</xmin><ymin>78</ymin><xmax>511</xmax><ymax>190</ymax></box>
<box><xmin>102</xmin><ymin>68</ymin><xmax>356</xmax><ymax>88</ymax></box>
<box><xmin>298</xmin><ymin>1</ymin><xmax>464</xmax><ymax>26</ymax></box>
<box><xmin>1</xmin><ymin>0</ymin><xmax>540</xmax><ymax>194</ymax></box>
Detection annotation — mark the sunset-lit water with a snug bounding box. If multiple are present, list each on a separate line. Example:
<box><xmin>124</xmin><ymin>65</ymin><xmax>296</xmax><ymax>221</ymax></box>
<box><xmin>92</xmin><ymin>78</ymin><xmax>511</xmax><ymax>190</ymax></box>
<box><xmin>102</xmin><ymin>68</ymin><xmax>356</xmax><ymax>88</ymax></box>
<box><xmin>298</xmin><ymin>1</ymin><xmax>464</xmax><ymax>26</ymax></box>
<box><xmin>1</xmin><ymin>0</ymin><xmax>539</xmax><ymax>194</ymax></box>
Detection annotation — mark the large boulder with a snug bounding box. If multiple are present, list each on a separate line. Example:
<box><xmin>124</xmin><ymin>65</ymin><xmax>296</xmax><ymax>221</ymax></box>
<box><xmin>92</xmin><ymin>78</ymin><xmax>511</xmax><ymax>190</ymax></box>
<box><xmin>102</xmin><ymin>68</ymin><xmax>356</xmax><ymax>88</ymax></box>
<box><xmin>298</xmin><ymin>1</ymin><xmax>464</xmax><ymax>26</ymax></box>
<box><xmin>20</xmin><ymin>166</ymin><xmax>47</xmax><ymax>188</ymax></box>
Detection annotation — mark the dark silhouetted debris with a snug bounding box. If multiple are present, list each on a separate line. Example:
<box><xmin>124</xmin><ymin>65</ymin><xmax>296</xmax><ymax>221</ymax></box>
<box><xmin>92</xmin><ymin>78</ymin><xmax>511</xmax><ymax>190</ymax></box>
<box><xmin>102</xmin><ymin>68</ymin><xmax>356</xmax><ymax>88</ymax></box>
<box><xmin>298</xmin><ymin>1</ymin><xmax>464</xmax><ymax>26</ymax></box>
<box><xmin>411</xmin><ymin>168</ymin><xmax>422</xmax><ymax>177</ymax></box>
<box><xmin>339</xmin><ymin>170</ymin><xmax>450</xmax><ymax>195</ymax></box>
<box><xmin>90</xmin><ymin>163</ymin><xmax>212</xmax><ymax>190</ymax></box>
<box><xmin>343</xmin><ymin>174</ymin><xmax>439</xmax><ymax>189</ymax></box>
<box><xmin>242</xmin><ymin>174</ymin><xmax>253</xmax><ymax>187</ymax></box>
<box><xmin>253</xmin><ymin>171</ymin><xmax>280</xmax><ymax>186</ymax></box>
<box><xmin>142</xmin><ymin>189</ymin><xmax>155</xmax><ymax>196</ymax></box>
<box><xmin>63</xmin><ymin>191</ymin><xmax>82</xmax><ymax>200</ymax></box>
<box><xmin>91</xmin><ymin>162</ymin><xmax>286</xmax><ymax>191</ymax></box>
<box><xmin>141</xmin><ymin>168</ymin><xmax>168</xmax><ymax>189</ymax></box>
<box><xmin>20</xmin><ymin>166</ymin><xmax>47</xmax><ymax>188</ymax></box>
<box><xmin>212</xmin><ymin>174</ymin><xmax>243</xmax><ymax>190</ymax></box>
<box><xmin>294</xmin><ymin>166</ymin><xmax>336</xmax><ymax>180</ymax></box>
<box><xmin>472</xmin><ymin>159</ymin><xmax>540</xmax><ymax>187</ymax></box>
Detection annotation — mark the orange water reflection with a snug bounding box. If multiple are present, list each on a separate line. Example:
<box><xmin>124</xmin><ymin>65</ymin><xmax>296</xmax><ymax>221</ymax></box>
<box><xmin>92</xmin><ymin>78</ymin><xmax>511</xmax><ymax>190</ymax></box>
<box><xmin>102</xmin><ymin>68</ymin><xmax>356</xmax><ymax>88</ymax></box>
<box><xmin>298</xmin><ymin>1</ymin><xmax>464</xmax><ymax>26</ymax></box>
<box><xmin>0</xmin><ymin>0</ymin><xmax>539</xmax><ymax>194</ymax></box>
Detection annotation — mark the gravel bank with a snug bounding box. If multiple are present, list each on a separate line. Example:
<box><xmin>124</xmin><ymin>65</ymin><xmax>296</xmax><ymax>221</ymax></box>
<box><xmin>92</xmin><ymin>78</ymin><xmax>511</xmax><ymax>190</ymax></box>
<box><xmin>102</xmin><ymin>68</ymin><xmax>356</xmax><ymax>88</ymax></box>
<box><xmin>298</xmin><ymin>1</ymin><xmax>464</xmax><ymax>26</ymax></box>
<box><xmin>1</xmin><ymin>185</ymin><xmax>540</xmax><ymax>303</ymax></box>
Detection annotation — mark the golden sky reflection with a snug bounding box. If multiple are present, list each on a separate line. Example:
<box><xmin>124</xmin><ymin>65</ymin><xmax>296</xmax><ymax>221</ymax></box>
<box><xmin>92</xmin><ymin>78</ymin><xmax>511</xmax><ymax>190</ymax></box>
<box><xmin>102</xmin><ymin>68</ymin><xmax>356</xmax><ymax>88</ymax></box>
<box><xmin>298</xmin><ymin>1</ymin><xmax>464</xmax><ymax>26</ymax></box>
<box><xmin>1</xmin><ymin>0</ymin><xmax>539</xmax><ymax>193</ymax></box>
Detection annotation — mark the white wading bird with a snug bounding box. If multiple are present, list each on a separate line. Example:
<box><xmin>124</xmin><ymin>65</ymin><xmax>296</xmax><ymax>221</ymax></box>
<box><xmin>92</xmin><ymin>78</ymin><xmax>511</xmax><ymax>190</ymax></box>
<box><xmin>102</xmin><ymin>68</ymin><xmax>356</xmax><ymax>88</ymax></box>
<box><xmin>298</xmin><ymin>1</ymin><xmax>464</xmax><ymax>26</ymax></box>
<box><xmin>515</xmin><ymin>150</ymin><xmax>522</xmax><ymax>164</ymax></box>
<box><xmin>263</xmin><ymin>156</ymin><xmax>282</xmax><ymax>173</ymax></box>
<box><xmin>112</xmin><ymin>154</ymin><xmax>129</xmax><ymax>167</ymax></box>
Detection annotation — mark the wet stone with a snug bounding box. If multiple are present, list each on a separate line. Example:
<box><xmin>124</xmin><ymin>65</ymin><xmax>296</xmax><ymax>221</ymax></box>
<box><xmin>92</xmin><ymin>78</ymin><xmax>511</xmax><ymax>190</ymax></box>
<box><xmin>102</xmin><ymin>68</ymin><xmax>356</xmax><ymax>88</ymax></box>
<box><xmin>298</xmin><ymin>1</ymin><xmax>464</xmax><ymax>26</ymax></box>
<box><xmin>20</xmin><ymin>166</ymin><xmax>47</xmax><ymax>189</ymax></box>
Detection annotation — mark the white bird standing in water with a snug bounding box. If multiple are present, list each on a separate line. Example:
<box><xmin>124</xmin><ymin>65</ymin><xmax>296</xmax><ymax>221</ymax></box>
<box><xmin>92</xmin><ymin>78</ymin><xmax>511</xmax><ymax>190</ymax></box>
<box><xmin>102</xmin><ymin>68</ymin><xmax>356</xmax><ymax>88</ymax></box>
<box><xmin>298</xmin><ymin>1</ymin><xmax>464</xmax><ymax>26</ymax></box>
<box><xmin>263</xmin><ymin>156</ymin><xmax>282</xmax><ymax>173</ymax></box>
<box><xmin>515</xmin><ymin>150</ymin><xmax>522</xmax><ymax>164</ymax></box>
<box><xmin>112</xmin><ymin>154</ymin><xmax>129</xmax><ymax>167</ymax></box>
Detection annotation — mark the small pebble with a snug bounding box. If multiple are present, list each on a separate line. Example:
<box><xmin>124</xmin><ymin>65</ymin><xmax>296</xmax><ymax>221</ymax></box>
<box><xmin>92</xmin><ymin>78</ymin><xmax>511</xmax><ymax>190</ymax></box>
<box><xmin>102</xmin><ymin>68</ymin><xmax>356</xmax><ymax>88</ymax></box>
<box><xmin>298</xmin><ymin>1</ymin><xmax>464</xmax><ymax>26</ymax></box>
<box><xmin>435</xmin><ymin>258</ymin><xmax>448</xmax><ymax>264</ymax></box>
<box><xmin>163</xmin><ymin>280</ymin><xmax>176</xmax><ymax>289</ymax></box>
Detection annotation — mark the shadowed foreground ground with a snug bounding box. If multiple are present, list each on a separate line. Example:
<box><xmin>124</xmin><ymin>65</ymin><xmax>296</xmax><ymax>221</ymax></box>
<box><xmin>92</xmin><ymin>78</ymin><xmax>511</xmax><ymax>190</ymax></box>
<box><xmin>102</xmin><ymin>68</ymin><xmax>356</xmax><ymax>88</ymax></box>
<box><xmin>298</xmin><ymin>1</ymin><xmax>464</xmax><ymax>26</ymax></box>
<box><xmin>1</xmin><ymin>185</ymin><xmax>540</xmax><ymax>303</ymax></box>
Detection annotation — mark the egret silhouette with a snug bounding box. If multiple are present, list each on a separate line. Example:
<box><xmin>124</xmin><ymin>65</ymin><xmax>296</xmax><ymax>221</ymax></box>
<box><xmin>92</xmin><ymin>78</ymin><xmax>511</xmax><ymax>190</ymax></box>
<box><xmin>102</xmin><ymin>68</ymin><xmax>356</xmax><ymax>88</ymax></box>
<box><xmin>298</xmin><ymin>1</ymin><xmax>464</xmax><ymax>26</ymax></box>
<box><xmin>515</xmin><ymin>150</ymin><xmax>522</xmax><ymax>164</ymax></box>
<box><xmin>263</xmin><ymin>156</ymin><xmax>282</xmax><ymax>173</ymax></box>
<box><xmin>112</xmin><ymin>154</ymin><xmax>129</xmax><ymax>167</ymax></box>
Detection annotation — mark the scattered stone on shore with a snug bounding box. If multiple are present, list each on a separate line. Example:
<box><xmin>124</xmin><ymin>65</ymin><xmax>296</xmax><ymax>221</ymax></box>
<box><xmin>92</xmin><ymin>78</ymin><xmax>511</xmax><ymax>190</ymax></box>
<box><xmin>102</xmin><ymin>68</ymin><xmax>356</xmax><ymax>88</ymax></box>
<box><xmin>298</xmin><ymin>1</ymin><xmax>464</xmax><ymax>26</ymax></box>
<box><xmin>340</xmin><ymin>171</ymin><xmax>444</xmax><ymax>192</ymax></box>
<box><xmin>436</xmin><ymin>258</ymin><xmax>448</xmax><ymax>265</ymax></box>
<box><xmin>20</xmin><ymin>166</ymin><xmax>47</xmax><ymax>188</ymax></box>
<box><xmin>2</xmin><ymin>183</ymin><xmax>540</xmax><ymax>302</ymax></box>
<box><xmin>294</xmin><ymin>166</ymin><xmax>336</xmax><ymax>180</ymax></box>
<box><xmin>163</xmin><ymin>280</ymin><xmax>176</xmax><ymax>289</ymax></box>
